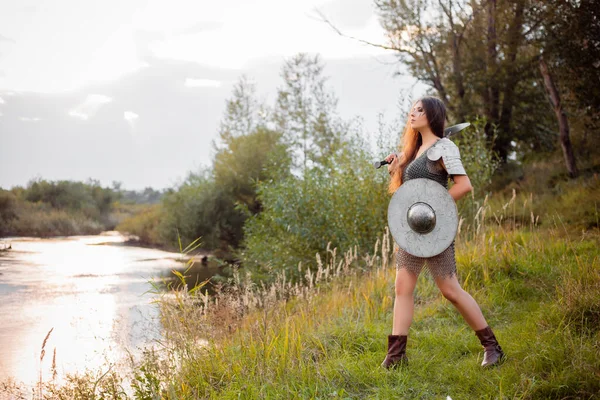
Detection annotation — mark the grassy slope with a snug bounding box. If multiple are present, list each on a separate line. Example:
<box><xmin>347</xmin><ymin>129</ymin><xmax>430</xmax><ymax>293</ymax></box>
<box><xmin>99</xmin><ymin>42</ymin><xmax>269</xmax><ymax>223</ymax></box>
<box><xmin>169</xmin><ymin>224</ymin><xmax>599</xmax><ymax>399</ymax></box>
<box><xmin>159</xmin><ymin>164</ymin><xmax>600</xmax><ymax>399</ymax></box>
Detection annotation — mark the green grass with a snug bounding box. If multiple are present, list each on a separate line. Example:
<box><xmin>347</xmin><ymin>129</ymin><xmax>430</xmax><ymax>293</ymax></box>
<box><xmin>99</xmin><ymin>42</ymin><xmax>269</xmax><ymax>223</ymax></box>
<box><xmin>154</xmin><ymin>227</ymin><xmax>598</xmax><ymax>400</ymax></box>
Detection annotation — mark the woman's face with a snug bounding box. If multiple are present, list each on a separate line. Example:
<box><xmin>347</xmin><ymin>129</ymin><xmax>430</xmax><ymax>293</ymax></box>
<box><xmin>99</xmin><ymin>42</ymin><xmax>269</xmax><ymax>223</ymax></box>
<box><xmin>409</xmin><ymin>101</ymin><xmax>428</xmax><ymax>131</ymax></box>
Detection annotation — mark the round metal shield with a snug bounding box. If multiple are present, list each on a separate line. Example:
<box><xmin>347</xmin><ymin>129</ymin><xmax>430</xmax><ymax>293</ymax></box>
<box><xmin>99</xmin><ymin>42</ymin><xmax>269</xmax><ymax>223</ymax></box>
<box><xmin>388</xmin><ymin>178</ymin><xmax>458</xmax><ymax>258</ymax></box>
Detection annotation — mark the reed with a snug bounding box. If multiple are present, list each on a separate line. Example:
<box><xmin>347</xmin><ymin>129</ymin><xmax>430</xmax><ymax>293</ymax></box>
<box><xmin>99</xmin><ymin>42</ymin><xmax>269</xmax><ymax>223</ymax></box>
<box><xmin>38</xmin><ymin>327</ymin><xmax>53</xmax><ymax>400</ymax></box>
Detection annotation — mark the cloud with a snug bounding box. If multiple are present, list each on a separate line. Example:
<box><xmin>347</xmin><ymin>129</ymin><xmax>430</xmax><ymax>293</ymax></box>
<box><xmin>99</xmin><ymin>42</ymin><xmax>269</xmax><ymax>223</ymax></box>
<box><xmin>177</xmin><ymin>21</ymin><xmax>223</xmax><ymax>35</ymax></box>
<box><xmin>132</xmin><ymin>30</ymin><xmax>168</xmax><ymax>62</ymax></box>
<box><xmin>0</xmin><ymin>54</ymin><xmax>239</xmax><ymax>189</ymax></box>
<box><xmin>123</xmin><ymin>111</ymin><xmax>139</xmax><ymax>129</ymax></box>
<box><xmin>19</xmin><ymin>116</ymin><xmax>40</xmax><ymax>122</ymax></box>
<box><xmin>0</xmin><ymin>34</ymin><xmax>15</xmax><ymax>43</ymax></box>
<box><xmin>316</xmin><ymin>0</ymin><xmax>375</xmax><ymax>30</ymax></box>
<box><xmin>185</xmin><ymin>78</ymin><xmax>222</xmax><ymax>88</ymax></box>
<box><xmin>68</xmin><ymin>94</ymin><xmax>113</xmax><ymax>120</ymax></box>
<box><xmin>134</xmin><ymin>30</ymin><xmax>167</xmax><ymax>42</ymax></box>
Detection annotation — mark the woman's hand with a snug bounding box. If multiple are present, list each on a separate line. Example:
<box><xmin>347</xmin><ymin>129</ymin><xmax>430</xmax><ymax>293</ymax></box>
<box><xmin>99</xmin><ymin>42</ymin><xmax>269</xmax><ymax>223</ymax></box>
<box><xmin>385</xmin><ymin>153</ymin><xmax>399</xmax><ymax>175</ymax></box>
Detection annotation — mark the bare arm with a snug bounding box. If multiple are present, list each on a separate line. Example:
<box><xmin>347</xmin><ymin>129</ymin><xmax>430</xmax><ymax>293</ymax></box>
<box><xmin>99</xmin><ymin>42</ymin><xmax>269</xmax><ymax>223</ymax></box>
<box><xmin>440</xmin><ymin>159</ymin><xmax>473</xmax><ymax>201</ymax></box>
<box><xmin>448</xmin><ymin>174</ymin><xmax>473</xmax><ymax>201</ymax></box>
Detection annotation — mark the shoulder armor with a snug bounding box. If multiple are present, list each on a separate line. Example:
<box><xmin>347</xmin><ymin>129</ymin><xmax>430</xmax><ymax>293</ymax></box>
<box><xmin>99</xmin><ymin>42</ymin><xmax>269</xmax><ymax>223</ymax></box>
<box><xmin>426</xmin><ymin>138</ymin><xmax>467</xmax><ymax>176</ymax></box>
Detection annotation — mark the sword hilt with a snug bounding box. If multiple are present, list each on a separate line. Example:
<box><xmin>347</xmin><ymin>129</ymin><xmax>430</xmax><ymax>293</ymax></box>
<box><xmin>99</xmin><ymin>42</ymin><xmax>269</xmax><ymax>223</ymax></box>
<box><xmin>373</xmin><ymin>160</ymin><xmax>390</xmax><ymax>169</ymax></box>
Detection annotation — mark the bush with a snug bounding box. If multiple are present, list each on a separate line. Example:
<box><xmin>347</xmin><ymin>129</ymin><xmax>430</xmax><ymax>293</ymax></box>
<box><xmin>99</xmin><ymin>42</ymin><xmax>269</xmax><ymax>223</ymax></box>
<box><xmin>240</xmin><ymin>137</ymin><xmax>390</xmax><ymax>282</ymax></box>
<box><xmin>10</xmin><ymin>202</ymin><xmax>103</xmax><ymax>237</ymax></box>
<box><xmin>0</xmin><ymin>180</ymin><xmax>118</xmax><ymax>237</ymax></box>
<box><xmin>115</xmin><ymin>204</ymin><xmax>164</xmax><ymax>247</ymax></box>
<box><xmin>24</xmin><ymin>179</ymin><xmax>116</xmax><ymax>220</ymax></box>
<box><xmin>0</xmin><ymin>189</ymin><xmax>18</xmax><ymax>236</ymax></box>
<box><xmin>451</xmin><ymin>117</ymin><xmax>501</xmax><ymax>222</ymax></box>
<box><xmin>158</xmin><ymin>171</ymin><xmax>229</xmax><ymax>251</ymax></box>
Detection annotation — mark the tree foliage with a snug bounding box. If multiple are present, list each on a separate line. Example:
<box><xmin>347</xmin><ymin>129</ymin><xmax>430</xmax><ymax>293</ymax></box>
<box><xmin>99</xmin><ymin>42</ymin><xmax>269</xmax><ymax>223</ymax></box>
<box><xmin>0</xmin><ymin>179</ymin><xmax>121</xmax><ymax>237</ymax></box>
<box><xmin>534</xmin><ymin>0</ymin><xmax>600</xmax><ymax>163</ymax></box>
<box><xmin>23</xmin><ymin>179</ymin><xmax>116</xmax><ymax>220</ymax></box>
<box><xmin>372</xmin><ymin>0</ymin><xmax>599</xmax><ymax>166</ymax></box>
<box><xmin>240</xmin><ymin>135</ymin><xmax>390</xmax><ymax>281</ymax></box>
<box><xmin>144</xmin><ymin>50</ymin><xmax>504</xmax><ymax>283</ymax></box>
<box><xmin>157</xmin><ymin>77</ymin><xmax>292</xmax><ymax>254</ymax></box>
<box><xmin>274</xmin><ymin>53</ymin><xmax>345</xmax><ymax>172</ymax></box>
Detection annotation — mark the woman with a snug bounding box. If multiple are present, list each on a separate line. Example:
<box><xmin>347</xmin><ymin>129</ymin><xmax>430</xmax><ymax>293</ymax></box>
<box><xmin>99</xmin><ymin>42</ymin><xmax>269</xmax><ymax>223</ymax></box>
<box><xmin>381</xmin><ymin>96</ymin><xmax>505</xmax><ymax>369</ymax></box>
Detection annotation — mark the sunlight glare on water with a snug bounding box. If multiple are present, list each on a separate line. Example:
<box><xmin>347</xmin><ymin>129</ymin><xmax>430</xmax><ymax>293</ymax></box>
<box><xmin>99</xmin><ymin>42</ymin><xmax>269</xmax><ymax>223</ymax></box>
<box><xmin>0</xmin><ymin>232</ymin><xmax>184</xmax><ymax>387</ymax></box>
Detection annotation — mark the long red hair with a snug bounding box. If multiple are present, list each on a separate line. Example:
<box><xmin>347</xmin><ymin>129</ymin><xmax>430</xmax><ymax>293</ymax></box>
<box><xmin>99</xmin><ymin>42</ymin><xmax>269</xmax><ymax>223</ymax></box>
<box><xmin>388</xmin><ymin>97</ymin><xmax>446</xmax><ymax>194</ymax></box>
<box><xmin>388</xmin><ymin>120</ymin><xmax>421</xmax><ymax>194</ymax></box>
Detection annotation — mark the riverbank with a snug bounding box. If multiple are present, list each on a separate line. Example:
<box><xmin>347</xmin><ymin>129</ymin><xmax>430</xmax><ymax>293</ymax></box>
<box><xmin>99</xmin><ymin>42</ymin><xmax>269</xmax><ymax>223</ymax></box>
<box><xmin>1</xmin><ymin>231</ymin><xmax>170</xmax><ymax>253</ymax></box>
<box><xmin>0</xmin><ymin>232</ymin><xmax>216</xmax><ymax>266</ymax></box>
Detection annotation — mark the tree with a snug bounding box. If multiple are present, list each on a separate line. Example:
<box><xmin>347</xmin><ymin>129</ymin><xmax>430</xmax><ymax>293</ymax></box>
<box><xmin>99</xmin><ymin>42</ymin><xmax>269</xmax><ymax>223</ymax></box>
<box><xmin>0</xmin><ymin>189</ymin><xmax>18</xmax><ymax>236</ymax></box>
<box><xmin>539</xmin><ymin>55</ymin><xmax>578</xmax><ymax>177</ymax></box>
<box><xmin>216</xmin><ymin>75</ymin><xmax>270</xmax><ymax>147</ymax></box>
<box><xmin>376</xmin><ymin>0</ymin><xmax>548</xmax><ymax>160</ymax></box>
<box><xmin>159</xmin><ymin>77</ymin><xmax>293</xmax><ymax>254</ymax></box>
<box><xmin>274</xmin><ymin>53</ymin><xmax>344</xmax><ymax>173</ymax></box>
<box><xmin>534</xmin><ymin>0</ymin><xmax>600</xmax><ymax>173</ymax></box>
<box><xmin>322</xmin><ymin>1</ymin><xmax>560</xmax><ymax>162</ymax></box>
<box><xmin>214</xmin><ymin>127</ymin><xmax>290</xmax><ymax>212</ymax></box>
<box><xmin>212</xmin><ymin>127</ymin><xmax>291</xmax><ymax>249</ymax></box>
<box><xmin>159</xmin><ymin>170</ymin><xmax>222</xmax><ymax>249</ymax></box>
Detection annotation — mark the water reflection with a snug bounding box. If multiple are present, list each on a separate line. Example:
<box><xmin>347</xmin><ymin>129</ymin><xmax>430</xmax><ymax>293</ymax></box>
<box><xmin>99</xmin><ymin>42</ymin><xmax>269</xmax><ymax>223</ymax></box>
<box><xmin>0</xmin><ymin>232</ymin><xmax>194</xmax><ymax>388</ymax></box>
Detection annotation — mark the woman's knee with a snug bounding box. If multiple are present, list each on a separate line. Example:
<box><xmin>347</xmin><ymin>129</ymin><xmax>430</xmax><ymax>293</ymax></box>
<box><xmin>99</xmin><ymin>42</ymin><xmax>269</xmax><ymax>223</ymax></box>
<box><xmin>394</xmin><ymin>285</ymin><xmax>413</xmax><ymax>297</ymax></box>
<box><xmin>440</xmin><ymin>286</ymin><xmax>462</xmax><ymax>303</ymax></box>
<box><xmin>394</xmin><ymin>280</ymin><xmax>415</xmax><ymax>297</ymax></box>
<box><xmin>394</xmin><ymin>269</ymin><xmax>417</xmax><ymax>297</ymax></box>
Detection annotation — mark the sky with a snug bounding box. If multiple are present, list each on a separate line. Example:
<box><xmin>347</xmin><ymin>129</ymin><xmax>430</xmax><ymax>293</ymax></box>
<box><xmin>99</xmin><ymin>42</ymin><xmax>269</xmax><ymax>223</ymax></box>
<box><xmin>0</xmin><ymin>0</ymin><xmax>426</xmax><ymax>190</ymax></box>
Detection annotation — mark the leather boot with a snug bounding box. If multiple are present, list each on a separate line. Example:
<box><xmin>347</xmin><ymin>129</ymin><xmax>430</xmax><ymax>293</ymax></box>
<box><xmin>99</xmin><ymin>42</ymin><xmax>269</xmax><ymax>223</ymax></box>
<box><xmin>475</xmin><ymin>326</ymin><xmax>505</xmax><ymax>367</ymax></box>
<box><xmin>381</xmin><ymin>334</ymin><xmax>408</xmax><ymax>369</ymax></box>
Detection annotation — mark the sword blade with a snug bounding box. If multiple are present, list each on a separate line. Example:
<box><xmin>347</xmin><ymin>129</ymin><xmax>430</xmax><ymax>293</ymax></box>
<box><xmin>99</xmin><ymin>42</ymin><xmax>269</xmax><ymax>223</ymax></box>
<box><xmin>444</xmin><ymin>122</ymin><xmax>471</xmax><ymax>137</ymax></box>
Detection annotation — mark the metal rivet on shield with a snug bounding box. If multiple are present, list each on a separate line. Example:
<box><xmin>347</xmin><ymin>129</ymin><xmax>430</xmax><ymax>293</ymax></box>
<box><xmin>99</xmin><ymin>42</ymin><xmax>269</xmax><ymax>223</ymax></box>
<box><xmin>406</xmin><ymin>202</ymin><xmax>436</xmax><ymax>234</ymax></box>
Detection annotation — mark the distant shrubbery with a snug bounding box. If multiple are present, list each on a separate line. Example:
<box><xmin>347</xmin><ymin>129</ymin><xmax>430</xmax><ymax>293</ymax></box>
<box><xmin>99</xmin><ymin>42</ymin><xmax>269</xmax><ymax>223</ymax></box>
<box><xmin>0</xmin><ymin>180</ymin><xmax>113</xmax><ymax>237</ymax></box>
<box><xmin>114</xmin><ymin>203</ymin><xmax>164</xmax><ymax>246</ymax></box>
<box><xmin>0</xmin><ymin>179</ymin><xmax>166</xmax><ymax>238</ymax></box>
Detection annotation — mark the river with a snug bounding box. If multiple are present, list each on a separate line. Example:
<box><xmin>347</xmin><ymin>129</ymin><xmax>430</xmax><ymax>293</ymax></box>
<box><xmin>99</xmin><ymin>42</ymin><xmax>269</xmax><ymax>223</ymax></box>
<box><xmin>0</xmin><ymin>232</ymin><xmax>217</xmax><ymax>389</ymax></box>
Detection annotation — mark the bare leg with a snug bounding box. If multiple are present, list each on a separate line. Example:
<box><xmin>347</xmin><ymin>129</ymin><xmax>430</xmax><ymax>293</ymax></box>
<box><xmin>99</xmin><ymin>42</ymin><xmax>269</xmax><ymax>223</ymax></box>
<box><xmin>392</xmin><ymin>268</ymin><xmax>419</xmax><ymax>335</ymax></box>
<box><xmin>434</xmin><ymin>274</ymin><xmax>488</xmax><ymax>331</ymax></box>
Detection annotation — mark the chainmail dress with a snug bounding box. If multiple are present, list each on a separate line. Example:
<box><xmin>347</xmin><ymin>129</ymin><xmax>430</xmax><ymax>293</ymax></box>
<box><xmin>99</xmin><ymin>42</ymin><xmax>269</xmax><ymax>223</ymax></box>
<box><xmin>395</xmin><ymin>139</ymin><xmax>466</xmax><ymax>279</ymax></box>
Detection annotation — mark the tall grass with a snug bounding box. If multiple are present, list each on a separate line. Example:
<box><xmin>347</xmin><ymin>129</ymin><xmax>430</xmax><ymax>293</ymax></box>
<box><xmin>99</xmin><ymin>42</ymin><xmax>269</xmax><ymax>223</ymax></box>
<box><xmin>2</xmin><ymin>188</ymin><xmax>599</xmax><ymax>399</ymax></box>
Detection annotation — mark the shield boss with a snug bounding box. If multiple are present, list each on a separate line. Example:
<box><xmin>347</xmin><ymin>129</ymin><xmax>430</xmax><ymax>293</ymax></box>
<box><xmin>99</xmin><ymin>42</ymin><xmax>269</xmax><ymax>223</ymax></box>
<box><xmin>388</xmin><ymin>178</ymin><xmax>458</xmax><ymax>258</ymax></box>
